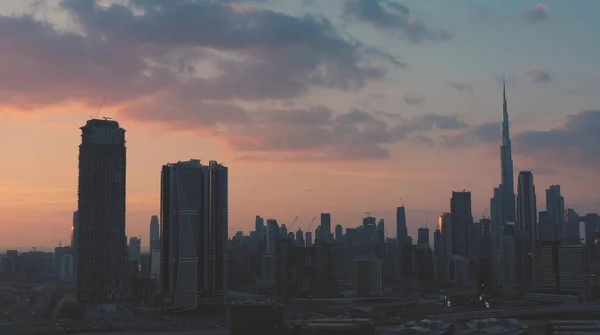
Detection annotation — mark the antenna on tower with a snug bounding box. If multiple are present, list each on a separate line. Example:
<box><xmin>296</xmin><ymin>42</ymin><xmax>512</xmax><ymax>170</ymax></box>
<box><xmin>365</xmin><ymin>211</ymin><xmax>371</xmax><ymax>217</ymax></box>
<box><xmin>91</xmin><ymin>96</ymin><xmax>107</xmax><ymax>119</ymax></box>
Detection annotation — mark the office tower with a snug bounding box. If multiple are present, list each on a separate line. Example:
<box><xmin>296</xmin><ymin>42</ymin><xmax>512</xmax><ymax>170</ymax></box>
<box><xmin>150</xmin><ymin>215</ymin><xmax>160</xmax><ymax>252</ymax></box>
<box><xmin>255</xmin><ymin>216</ymin><xmax>265</xmax><ymax>239</ymax></box>
<box><xmin>296</xmin><ymin>229</ymin><xmax>305</xmax><ymax>247</ymax></box>
<box><xmin>433</xmin><ymin>228</ymin><xmax>442</xmax><ymax>259</ymax></box>
<box><xmin>320</xmin><ymin>213</ymin><xmax>331</xmax><ymax>242</ymax></box>
<box><xmin>499</xmin><ymin>77</ymin><xmax>516</xmax><ymax>225</ymax></box>
<box><xmin>450</xmin><ymin>191</ymin><xmax>472</xmax><ymax>258</ymax></box>
<box><xmin>546</xmin><ymin>185</ymin><xmax>565</xmax><ymax>243</ymax></box>
<box><xmin>396</xmin><ymin>206</ymin><xmax>408</xmax><ymax>242</ymax></box>
<box><xmin>376</xmin><ymin>219</ymin><xmax>385</xmax><ymax>243</ymax></box>
<box><xmin>335</xmin><ymin>224</ymin><xmax>343</xmax><ymax>240</ymax></box>
<box><xmin>417</xmin><ymin>226</ymin><xmax>429</xmax><ymax>247</ymax></box>
<box><xmin>266</xmin><ymin>219</ymin><xmax>279</xmax><ymax>255</ymax></box>
<box><xmin>160</xmin><ymin>159</ymin><xmax>228</xmax><ymax>311</ymax></box>
<box><xmin>315</xmin><ymin>226</ymin><xmax>321</xmax><ymax>243</ymax></box>
<box><xmin>76</xmin><ymin>119</ymin><xmax>126</xmax><ymax>303</ymax></box>
<box><xmin>566</xmin><ymin>209</ymin><xmax>581</xmax><ymax>244</ymax></box>
<box><xmin>439</xmin><ymin>213</ymin><xmax>452</xmax><ymax>259</ymax></box>
<box><xmin>305</xmin><ymin>232</ymin><xmax>313</xmax><ymax>247</ymax></box>
<box><xmin>517</xmin><ymin>171</ymin><xmax>537</xmax><ymax>249</ymax></box>
<box><xmin>470</xmin><ymin>220</ymin><xmax>482</xmax><ymax>257</ymax></box>
<box><xmin>128</xmin><ymin>237</ymin><xmax>141</xmax><ymax>261</ymax></box>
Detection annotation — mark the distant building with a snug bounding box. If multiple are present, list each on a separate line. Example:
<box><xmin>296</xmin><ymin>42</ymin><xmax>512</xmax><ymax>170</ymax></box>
<box><xmin>352</xmin><ymin>258</ymin><xmax>383</xmax><ymax>297</ymax></box>
<box><xmin>334</xmin><ymin>224</ymin><xmax>343</xmax><ymax>240</ymax></box>
<box><xmin>417</xmin><ymin>226</ymin><xmax>429</xmax><ymax>247</ymax></box>
<box><xmin>546</xmin><ymin>185</ymin><xmax>566</xmax><ymax>243</ymax></box>
<box><xmin>517</xmin><ymin>171</ymin><xmax>537</xmax><ymax>249</ymax></box>
<box><xmin>76</xmin><ymin>119</ymin><xmax>126</xmax><ymax>303</ymax></box>
<box><xmin>305</xmin><ymin>232</ymin><xmax>313</xmax><ymax>247</ymax></box>
<box><xmin>60</xmin><ymin>254</ymin><xmax>75</xmax><ymax>282</ymax></box>
<box><xmin>149</xmin><ymin>215</ymin><xmax>160</xmax><ymax>252</ymax></box>
<box><xmin>320</xmin><ymin>213</ymin><xmax>332</xmax><ymax>242</ymax></box>
<box><xmin>450</xmin><ymin>191</ymin><xmax>472</xmax><ymax>258</ymax></box>
<box><xmin>128</xmin><ymin>237</ymin><xmax>141</xmax><ymax>262</ymax></box>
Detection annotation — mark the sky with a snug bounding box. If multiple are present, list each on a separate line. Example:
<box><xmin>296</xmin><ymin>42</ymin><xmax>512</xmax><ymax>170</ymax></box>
<box><xmin>1</xmin><ymin>0</ymin><xmax>599</xmax><ymax>250</ymax></box>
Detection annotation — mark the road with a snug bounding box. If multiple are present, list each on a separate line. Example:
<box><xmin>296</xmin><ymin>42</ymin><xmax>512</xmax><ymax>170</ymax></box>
<box><xmin>428</xmin><ymin>302</ymin><xmax>600</xmax><ymax>322</ymax></box>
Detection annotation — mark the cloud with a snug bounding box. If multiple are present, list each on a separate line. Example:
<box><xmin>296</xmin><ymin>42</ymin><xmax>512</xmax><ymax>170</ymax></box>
<box><xmin>523</xmin><ymin>3</ymin><xmax>550</xmax><ymax>23</ymax></box>
<box><xmin>442</xmin><ymin>122</ymin><xmax>500</xmax><ymax>147</ymax></box>
<box><xmin>342</xmin><ymin>0</ymin><xmax>451</xmax><ymax>43</ymax></box>
<box><xmin>527</xmin><ymin>66</ymin><xmax>553</xmax><ymax>83</ymax></box>
<box><xmin>447</xmin><ymin>82</ymin><xmax>474</xmax><ymax>92</ymax></box>
<box><xmin>0</xmin><ymin>0</ymin><xmax>400</xmax><ymax>110</ymax></box>
<box><xmin>403</xmin><ymin>93</ymin><xmax>426</xmax><ymax>105</ymax></box>
<box><xmin>514</xmin><ymin>110</ymin><xmax>600</xmax><ymax>168</ymax></box>
<box><xmin>0</xmin><ymin>0</ymin><xmax>409</xmax><ymax>161</ymax></box>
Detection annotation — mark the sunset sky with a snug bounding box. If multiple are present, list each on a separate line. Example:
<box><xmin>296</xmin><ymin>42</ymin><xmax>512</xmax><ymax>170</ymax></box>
<box><xmin>1</xmin><ymin>0</ymin><xmax>599</xmax><ymax>250</ymax></box>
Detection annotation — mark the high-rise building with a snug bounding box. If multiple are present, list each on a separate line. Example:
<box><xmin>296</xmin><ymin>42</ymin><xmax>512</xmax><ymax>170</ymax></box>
<box><xmin>266</xmin><ymin>219</ymin><xmax>279</xmax><ymax>255</ymax></box>
<box><xmin>128</xmin><ymin>237</ymin><xmax>141</xmax><ymax>262</ymax></box>
<box><xmin>517</xmin><ymin>171</ymin><xmax>537</xmax><ymax>249</ymax></box>
<box><xmin>255</xmin><ymin>216</ymin><xmax>265</xmax><ymax>240</ymax></box>
<box><xmin>320</xmin><ymin>213</ymin><xmax>331</xmax><ymax>242</ymax></box>
<box><xmin>76</xmin><ymin>119</ymin><xmax>126</xmax><ymax>303</ymax></box>
<box><xmin>450</xmin><ymin>191</ymin><xmax>472</xmax><ymax>258</ymax></box>
<box><xmin>334</xmin><ymin>224</ymin><xmax>343</xmax><ymax>240</ymax></box>
<box><xmin>433</xmin><ymin>228</ymin><xmax>442</xmax><ymax>259</ymax></box>
<box><xmin>376</xmin><ymin>219</ymin><xmax>385</xmax><ymax>243</ymax></box>
<box><xmin>500</xmin><ymin>77</ymin><xmax>516</xmax><ymax>225</ymax></box>
<box><xmin>396</xmin><ymin>206</ymin><xmax>408</xmax><ymax>242</ymax></box>
<box><xmin>439</xmin><ymin>213</ymin><xmax>452</xmax><ymax>259</ymax></box>
<box><xmin>417</xmin><ymin>226</ymin><xmax>429</xmax><ymax>247</ymax></box>
<box><xmin>565</xmin><ymin>209</ymin><xmax>581</xmax><ymax>245</ymax></box>
<box><xmin>305</xmin><ymin>231</ymin><xmax>313</xmax><ymax>247</ymax></box>
<box><xmin>546</xmin><ymin>185</ymin><xmax>565</xmax><ymax>243</ymax></box>
<box><xmin>150</xmin><ymin>215</ymin><xmax>160</xmax><ymax>252</ymax></box>
<box><xmin>160</xmin><ymin>159</ymin><xmax>228</xmax><ymax>311</ymax></box>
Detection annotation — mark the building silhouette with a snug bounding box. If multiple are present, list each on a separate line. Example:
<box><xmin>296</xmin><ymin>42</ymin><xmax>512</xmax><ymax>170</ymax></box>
<box><xmin>149</xmin><ymin>215</ymin><xmax>160</xmax><ymax>252</ymax></box>
<box><xmin>450</xmin><ymin>191</ymin><xmax>472</xmax><ymax>258</ymax></box>
<box><xmin>76</xmin><ymin>119</ymin><xmax>126</xmax><ymax>303</ymax></box>
<box><xmin>517</xmin><ymin>171</ymin><xmax>537</xmax><ymax>249</ymax></box>
<box><xmin>160</xmin><ymin>159</ymin><xmax>228</xmax><ymax>311</ymax></box>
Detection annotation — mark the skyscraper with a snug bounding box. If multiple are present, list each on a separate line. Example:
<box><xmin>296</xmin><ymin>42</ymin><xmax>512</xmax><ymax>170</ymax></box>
<box><xmin>517</xmin><ymin>171</ymin><xmax>537</xmax><ymax>249</ymax></box>
<box><xmin>546</xmin><ymin>185</ymin><xmax>565</xmax><ymax>243</ymax></box>
<box><xmin>450</xmin><ymin>191</ymin><xmax>472</xmax><ymax>258</ymax></box>
<box><xmin>500</xmin><ymin>77</ymin><xmax>516</xmax><ymax>225</ymax></box>
<box><xmin>439</xmin><ymin>213</ymin><xmax>452</xmax><ymax>259</ymax></box>
<box><xmin>320</xmin><ymin>213</ymin><xmax>331</xmax><ymax>242</ymax></box>
<box><xmin>160</xmin><ymin>159</ymin><xmax>228</xmax><ymax>311</ymax></box>
<box><xmin>396</xmin><ymin>206</ymin><xmax>408</xmax><ymax>242</ymax></box>
<box><xmin>76</xmin><ymin>119</ymin><xmax>126</xmax><ymax>303</ymax></box>
<box><xmin>150</xmin><ymin>215</ymin><xmax>160</xmax><ymax>252</ymax></box>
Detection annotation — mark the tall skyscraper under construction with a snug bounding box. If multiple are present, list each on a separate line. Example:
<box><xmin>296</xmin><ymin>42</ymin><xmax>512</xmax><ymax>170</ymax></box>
<box><xmin>76</xmin><ymin>119</ymin><xmax>127</xmax><ymax>303</ymax></box>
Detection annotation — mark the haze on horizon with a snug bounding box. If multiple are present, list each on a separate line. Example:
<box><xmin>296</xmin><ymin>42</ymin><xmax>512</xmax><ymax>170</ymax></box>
<box><xmin>0</xmin><ymin>0</ymin><xmax>599</xmax><ymax>250</ymax></box>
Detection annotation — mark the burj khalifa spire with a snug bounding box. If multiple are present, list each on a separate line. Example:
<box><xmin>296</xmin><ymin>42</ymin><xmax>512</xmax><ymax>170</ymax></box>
<box><xmin>500</xmin><ymin>75</ymin><xmax>516</xmax><ymax>223</ymax></box>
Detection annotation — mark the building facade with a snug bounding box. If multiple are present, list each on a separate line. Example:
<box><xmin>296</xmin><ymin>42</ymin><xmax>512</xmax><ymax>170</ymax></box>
<box><xmin>76</xmin><ymin>119</ymin><xmax>126</xmax><ymax>303</ymax></box>
<box><xmin>160</xmin><ymin>159</ymin><xmax>228</xmax><ymax>311</ymax></box>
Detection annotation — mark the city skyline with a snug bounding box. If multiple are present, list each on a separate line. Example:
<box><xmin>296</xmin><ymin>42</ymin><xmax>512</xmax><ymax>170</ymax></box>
<box><xmin>1</xmin><ymin>0</ymin><xmax>600</xmax><ymax>249</ymax></box>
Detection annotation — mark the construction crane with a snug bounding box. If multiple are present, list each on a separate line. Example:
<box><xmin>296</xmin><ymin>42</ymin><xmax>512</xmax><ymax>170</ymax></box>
<box><xmin>306</xmin><ymin>216</ymin><xmax>317</xmax><ymax>232</ymax></box>
<box><xmin>288</xmin><ymin>216</ymin><xmax>299</xmax><ymax>230</ymax></box>
<box><xmin>91</xmin><ymin>96</ymin><xmax>107</xmax><ymax>119</ymax></box>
